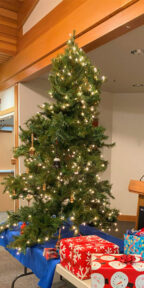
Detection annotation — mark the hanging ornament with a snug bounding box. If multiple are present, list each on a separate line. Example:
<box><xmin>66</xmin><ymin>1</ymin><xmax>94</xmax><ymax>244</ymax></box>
<box><xmin>29</xmin><ymin>133</ymin><xmax>35</xmax><ymax>156</ymax></box>
<box><xmin>53</xmin><ymin>157</ymin><xmax>61</xmax><ymax>168</ymax></box>
<box><xmin>11</xmin><ymin>157</ymin><xmax>16</xmax><ymax>165</ymax></box>
<box><xmin>92</xmin><ymin>119</ymin><xmax>98</xmax><ymax>127</ymax></box>
<box><xmin>55</xmin><ymin>228</ymin><xmax>61</xmax><ymax>252</ymax></box>
<box><xmin>12</xmin><ymin>190</ymin><xmax>16</xmax><ymax>197</ymax></box>
<box><xmin>43</xmin><ymin>183</ymin><xmax>46</xmax><ymax>191</ymax></box>
<box><xmin>20</xmin><ymin>222</ymin><xmax>27</xmax><ymax>235</ymax></box>
<box><xmin>70</xmin><ymin>193</ymin><xmax>75</xmax><ymax>203</ymax></box>
<box><xmin>62</xmin><ymin>198</ymin><xmax>70</xmax><ymax>206</ymax></box>
<box><xmin>26</xmin><ymin>194</ymin><xmax>33</xmax><ymax>206</ymax></box>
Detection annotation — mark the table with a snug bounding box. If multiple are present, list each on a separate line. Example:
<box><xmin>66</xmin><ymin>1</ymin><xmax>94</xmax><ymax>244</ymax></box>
<box><xmin>0</xmin><ymin>222</ymin><xmax>124</xmax><ymax>288</ymax></box>
<box><xmin>56</xmin><ymin>264</ymin><xmax>91</xmax><ymax>288</ymax></box>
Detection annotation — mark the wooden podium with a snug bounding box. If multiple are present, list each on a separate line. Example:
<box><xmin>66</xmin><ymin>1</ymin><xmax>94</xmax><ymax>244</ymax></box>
<box><xmin>129</xmin><ymin>179</ymin><xmax>144</xmax><ymax>229</ymax></box>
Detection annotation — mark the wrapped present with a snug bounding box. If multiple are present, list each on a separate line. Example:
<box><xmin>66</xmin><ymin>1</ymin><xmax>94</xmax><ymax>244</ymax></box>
<box><xmin>124</xmin><ymin>233</ymin><xmax>144</xmax><ymax>257</ymax></box>
<box><xmin>91</xmin><ymin>253</ymin><xmax>144</xmax><ymax>288</ymax></box>
<box><xmin>43</xmin><ymin>248</ymin><xmax>59</xmax><ymax>260</ymax></box>
<box><xmin>60</xmin><ymin>235</ymin><xmax>119</xmax><ymax>280</ymax></box>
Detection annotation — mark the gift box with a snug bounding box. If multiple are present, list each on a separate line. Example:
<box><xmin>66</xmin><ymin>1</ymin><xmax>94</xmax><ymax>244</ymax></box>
<box><xmin>91</xmin><ymin>253</ymin><xmax>144</xmax><ymax>288</ymax></box>
<box><xmin>124</xmin><ymin>233</ymin><xmax>144</xmax><ymax>257</ymax></box>
<box><xmin>43</xmin><ymin>248</ymin><xmax>59</xmax><ymax>260</ymax></box>
<box><xmin>60</xmin><ymin>235</ymin><xmax>119</xmax><ymax>280</ymax></box>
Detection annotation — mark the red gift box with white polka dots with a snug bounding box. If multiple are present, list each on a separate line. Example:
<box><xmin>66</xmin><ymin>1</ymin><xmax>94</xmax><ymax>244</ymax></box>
<box><xmin>60</xmin><ymin>235</ymin><xmax>119</xmax><ymax>280</ymax></box>
<box><xmin>91</xmin><ymin>253</ymin><xmax>144</xmax><ymax>288</ymax></box>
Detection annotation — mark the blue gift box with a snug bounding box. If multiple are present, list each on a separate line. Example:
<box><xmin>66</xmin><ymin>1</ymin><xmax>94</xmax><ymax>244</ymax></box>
<box><xmin>124</xmin><ymin>234</ymin><xmax>144</xmax><ymax>259</ymax></box>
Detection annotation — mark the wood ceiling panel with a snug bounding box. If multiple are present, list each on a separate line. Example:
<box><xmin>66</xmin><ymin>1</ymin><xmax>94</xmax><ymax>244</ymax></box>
<box><xmin>0</xmin><ymin>1</ymin><xmax>18</xmax><ymax>63</ymax></box>
<box><xmin>0</xmin><ymin>33</ymin><xmax>17</xmax><ymax>44</ymax></box>
<box><xmin>0</xmin><ymin>0</ymin><xmax>40</xmax><ymax>64</ymax></box>
<box><xmin>0</xmin><ymin>15</ymin><xmax>17</xmax><ymax>28</ymax></box>
<box><xmin>0</xmin><ymin>7</ymin><xmax>17</xmax><ymax>20</ymax></box>
<box><xmin>0</xmin><ymin>24</ymin><xmax>17</xmax><ymax>37</ymax></box>
<box><xmin>0</xmin><ymin>1</ymin><xmax>19</xmax><ymax>12</ymax></box>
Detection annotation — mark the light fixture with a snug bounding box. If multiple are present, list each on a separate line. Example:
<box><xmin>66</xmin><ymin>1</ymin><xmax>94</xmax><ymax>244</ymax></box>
<box><xmin>131</xmin><ymin>49</ymin><xmax>144</xmax><ymax>55</ymax></box>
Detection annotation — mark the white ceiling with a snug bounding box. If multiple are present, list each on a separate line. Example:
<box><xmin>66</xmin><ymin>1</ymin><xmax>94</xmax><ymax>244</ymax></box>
<box><xmin>39</xmin><ymin>25</ymin><xmax>144</xmax><ymax>93</ymax></box>
<box><xmin>88</xmin><ymin>25</ymin><xmax>144</xmax><ymax>93</ymax></box>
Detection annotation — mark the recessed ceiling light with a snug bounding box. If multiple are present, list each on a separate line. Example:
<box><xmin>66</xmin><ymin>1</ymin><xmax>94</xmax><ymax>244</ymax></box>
<box><xmin>131</xmin><ymin>49</ymin><xmax>144</xmax><ymax>55</ymax></box>
<box><xmin>132</xmin><ymin>84</ymin><xmax>144</xmax><ymax>87</ymax></box>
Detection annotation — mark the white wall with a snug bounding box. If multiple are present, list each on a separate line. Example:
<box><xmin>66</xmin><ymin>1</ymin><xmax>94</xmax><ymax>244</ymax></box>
<box><xmin>18</xmin><ymin>78</ymin><xmax>52</xmax><ymax>174</ymax></box>
<box><xmin>110</xmin><ymin>93</ymin><xmax>144</xmax><ymax>215</ymax></box>
<box><xmin>99</xmin><ymin>92</ymin><xmax>113</xmax><ymax>181</ymax></box>
<box><xmin>0</xmin><ymin>87</ymin><xmax>14</xmax><ymax>111</ymax></box>
<box><xmin>23</xmin><ymin>0</ymin><xmax>63</xmax><ymax>34</ymax></box>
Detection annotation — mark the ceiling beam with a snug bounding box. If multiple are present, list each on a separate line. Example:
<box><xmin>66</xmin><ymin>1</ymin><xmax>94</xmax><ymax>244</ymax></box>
<box><xmin>0</xmin><ymin>0</ymin><xmax>143</xmax><ymax>90</ymax></box>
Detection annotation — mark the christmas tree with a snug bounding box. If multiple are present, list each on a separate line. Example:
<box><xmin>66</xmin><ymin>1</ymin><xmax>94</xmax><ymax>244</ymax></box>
<box><xmin>0</xmin><ymin>33</ymin><xmax>118</xmax><ymax>252</ymax></box>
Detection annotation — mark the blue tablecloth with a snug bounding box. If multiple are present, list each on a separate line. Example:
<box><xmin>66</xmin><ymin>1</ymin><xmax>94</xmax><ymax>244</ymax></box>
<box><xmin>0</xmin><ymin>223</ymin><xmax>124</xmax><ymax>288</ymax></box>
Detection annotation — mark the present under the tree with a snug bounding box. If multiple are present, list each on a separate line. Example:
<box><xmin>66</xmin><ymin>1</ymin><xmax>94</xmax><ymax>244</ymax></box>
<box><xmin>124</xmin><ymin>231</ymin><xmax>144</xmax><ymax>259</ymax></box>
<box><xmin>43</xmin><ymin>248</ymin><xmax>59</xmax><ymax>260</ymax></box>
<box><xmin>91</xmin><ymin>253</ymin><xmax>144</xmax><ymax>288</ymax></box>
<box><xmin>60</xmin><ymin>235</ymin><xmax>119</xmax><ymax>280</ymax></box>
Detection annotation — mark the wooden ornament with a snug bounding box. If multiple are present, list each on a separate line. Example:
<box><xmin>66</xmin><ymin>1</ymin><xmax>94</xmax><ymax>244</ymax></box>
<box><xmin>26</xmin><ymin>194</ymin><xmax>33</xmax><ymax>206</ymax></box>
<box><xmin>11</xmin><ymin>157</ymin><xmax>16</xmax><ymax>165</ymax></box>
<box><xmin>70</xmin><ymin>193</ymin><xmax>74</xmax><ymax>203</ymax></box>
<box><xmin>43</xmin><ymin>183</ymin><xmax>46</xmax><ymax>191</ymax></box>
<box><xmin>29</xmin><ymin>133</ymin><xmax>35</xmax><ymax>156</ymax></box>
<box><xmin>29</xmin><ymin>146</ymin><xmax>35</xmax><ymax>155</ymax></box>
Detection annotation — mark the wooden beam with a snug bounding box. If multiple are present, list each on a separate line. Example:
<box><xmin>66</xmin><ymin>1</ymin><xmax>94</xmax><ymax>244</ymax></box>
<box><xmin>0</xmin><ymin>107</ymin><xmax>14</xmax><ymax>116</ymax></box>
<box><xmin>0</xmin><ymin>0</ymin><xmax>143</xmax><ymax>90</ymax></box>
<box><xmin>18</xmin><ymin>0</ymin><xmax>87</xmax><ymax>51</ymax></box>
<box><xmin>18</xmin><ymin>0</ymin><xmax>39</xmax><ymax>29</ymax></box>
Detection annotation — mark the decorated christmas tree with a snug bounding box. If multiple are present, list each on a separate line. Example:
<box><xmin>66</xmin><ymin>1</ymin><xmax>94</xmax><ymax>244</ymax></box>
<box><xmin>0</xmin><ymin>33</ymin><xmax>118</xmax><ymax>252</ymax></box>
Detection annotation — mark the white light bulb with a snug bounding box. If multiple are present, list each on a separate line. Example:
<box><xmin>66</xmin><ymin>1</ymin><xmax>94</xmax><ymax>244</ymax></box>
<box><xmin>102</xmin><ymin>75</ymin><xmax>106</xmax><ymax>82</ymax></box>
<box><xmin>40</xmin><ymin>104</ymin><xmax>45</xmax><ymax>109</ymax></box>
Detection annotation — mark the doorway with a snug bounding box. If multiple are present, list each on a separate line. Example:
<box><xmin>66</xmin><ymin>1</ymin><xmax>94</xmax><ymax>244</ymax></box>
<box><xmin>0</xmin><ymin>114</ymin><xmax>14</xmax><ymax>212</ymax></box>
